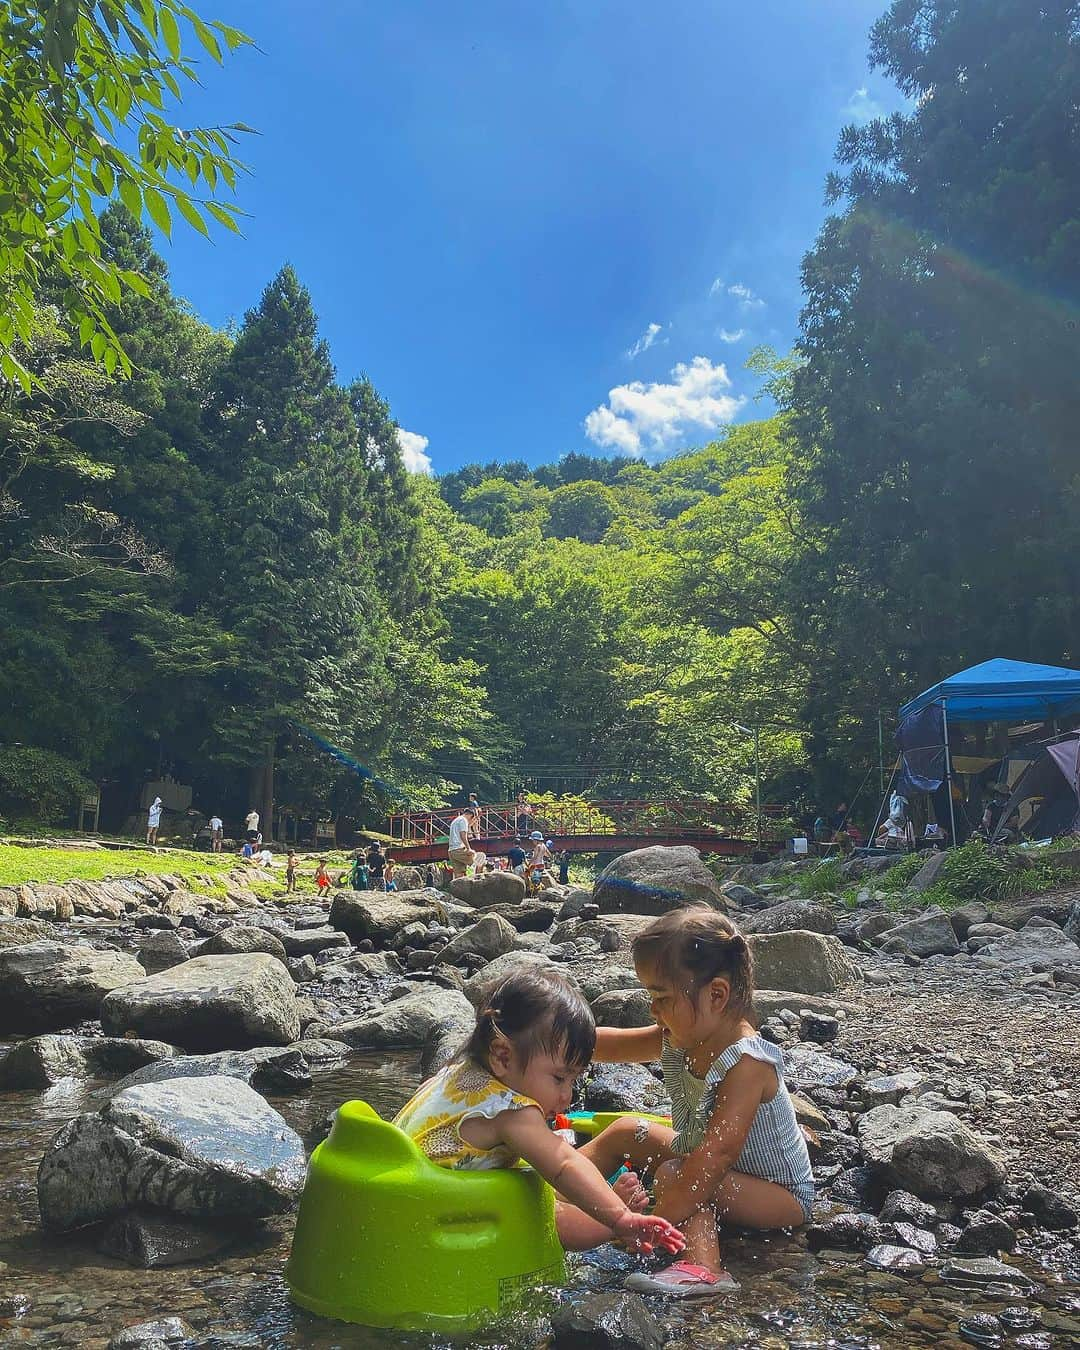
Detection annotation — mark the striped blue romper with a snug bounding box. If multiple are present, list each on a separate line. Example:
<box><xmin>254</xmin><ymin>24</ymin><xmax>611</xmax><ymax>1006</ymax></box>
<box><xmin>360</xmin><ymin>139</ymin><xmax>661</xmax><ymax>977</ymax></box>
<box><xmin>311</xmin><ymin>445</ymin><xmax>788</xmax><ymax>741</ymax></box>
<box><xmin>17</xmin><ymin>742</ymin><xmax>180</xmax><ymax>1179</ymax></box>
<box><xmin>659</xmin><ymin>1033</ymin><xmax>815</xmax><ymax>1221</ymax></box>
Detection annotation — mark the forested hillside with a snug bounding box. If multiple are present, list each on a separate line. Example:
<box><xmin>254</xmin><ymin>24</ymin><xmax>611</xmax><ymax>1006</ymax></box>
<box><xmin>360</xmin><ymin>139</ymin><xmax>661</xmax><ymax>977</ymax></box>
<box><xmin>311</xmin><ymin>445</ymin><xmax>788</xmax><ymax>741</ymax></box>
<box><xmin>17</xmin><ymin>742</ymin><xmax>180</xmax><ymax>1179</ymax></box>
<box><xmin>2</xmin><ymin>0</ymin><xmax>1078</xmax><ymax>835</ymax></box>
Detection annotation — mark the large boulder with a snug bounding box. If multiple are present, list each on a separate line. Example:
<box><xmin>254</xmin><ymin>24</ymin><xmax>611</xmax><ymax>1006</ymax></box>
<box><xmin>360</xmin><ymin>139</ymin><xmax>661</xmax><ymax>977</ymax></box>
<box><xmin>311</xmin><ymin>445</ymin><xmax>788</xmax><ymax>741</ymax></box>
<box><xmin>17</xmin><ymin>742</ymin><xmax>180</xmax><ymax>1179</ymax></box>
<box><xmin>0</xmin><ymin>942</ymin><xmax>144</xmax><ymax>1033</ymax></box>
<box><xmin>135</xmin><ymin>930</ymin><xmax>191</xmax><ymax>974</ymax></box>
<box><xmin>590</xmin><ymin>987</ymin><xmax>652</xmax><ymax>1028</ymax></box>
<box><xmin>329</xmin><ymin>888</ymin><xmax>446</xmax><ymax>944</ymax></box>
<box><xmin>875</xmin><ymin>907</ymin><xmax>960</xmax><ymax>958</ymax></box>
<box><xmin>973</xmin><ymin>925</ymin><xmax>1080</xmax><ymax>971</ymax></box>
<box><xmin>100</xmin><ymin>955</ymin><xmax>300</xmax><ymax>1051</ymax></box>
<box><xmin>907</xmin><ymin>851</ymin><xmax>950</xmax><ymax>894</ymax></box>
<box><xmin>449</xmin><ymin>872</ymin><xmax>527</xmax><ymax>907</ymax></box>
<box><xmin>593</xmin><ymin>846</ymin><xmax>726</xmax><ymax>916</ymax></box>
<box><xmin>198</xmin><ymin>926</ymin><xmax>288</xmax><ymax>963</ymax></box>
<box><xmin>260</xmin><ymin>926</ymin><xmax>349</xmax><ymax>958</ymax></box>
<box><xmin>858</xmin><ymin>1101</ymin><xmax>1006</xmax><ymax>1199</ymax></box>
<box><xmin>0</xmin><ymin>916</ymin><xmax>51</xmax><ymax>947</ymax></box>
<box><xmin>474</xmin><ymin>901</ymin><xmax>557</xmax><ymax>933</ymax></box>
<box><xmin>330</xmin><ymin>985</ymin><xmax>474</xmax><ymax>1069</ymax></box>
<box><xmin>38</xmin><ymin>1075</ymin><xmax>306</xmax><ymax>1231</ymax></box>
<box><xmin>0</xmin><ymin>1035</ymin><xmax>177</xmax><ymax>1089</ymax></box>
<box><xmin>741</xmin><ymin>900</ymin><xmax>838</xmax><ymax>936</ymax></box>
<box><xmin>551</xmin><ymin>914</ymin><xmax>655</xmax><ymax>954</ymax></box>
<box><xmin>436</xmin><ymin>913</ymin><xmax>517</xmax><ymax>966</ymax></box>
<box><xmin>583</xmin><ymin>1063</ymin><xmax>669</xmax><ymax>1114</ymax></box>
<box><xmin>748</xmin><ymin>931</ymin><xmax>859</xmax><ymax>993</ymax></box>
<box><xmin>463</xmin><ymin>951</ymin><xmax>560</xmax><ymax>1005</ymax></box>
<box><xmin>110</xmin><ymin>1047</ymin><xmax>312</xmax><ymax>1097</ymax></box>
<box><xmin>991</xmin><ymin>895</ymin><xmax>1078</xmax><ymax>930</ymax></box>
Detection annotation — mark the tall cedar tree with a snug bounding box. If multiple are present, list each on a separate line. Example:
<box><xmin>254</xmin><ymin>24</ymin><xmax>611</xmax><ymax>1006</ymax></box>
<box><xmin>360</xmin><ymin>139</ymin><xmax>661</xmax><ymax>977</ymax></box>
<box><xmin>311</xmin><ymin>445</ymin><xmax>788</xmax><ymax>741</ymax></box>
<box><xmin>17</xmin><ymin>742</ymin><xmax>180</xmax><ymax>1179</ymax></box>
<box><xmin>205</xmin><ymin>266</ymin><xmax>380</xmax><ymax>832</ymax></box>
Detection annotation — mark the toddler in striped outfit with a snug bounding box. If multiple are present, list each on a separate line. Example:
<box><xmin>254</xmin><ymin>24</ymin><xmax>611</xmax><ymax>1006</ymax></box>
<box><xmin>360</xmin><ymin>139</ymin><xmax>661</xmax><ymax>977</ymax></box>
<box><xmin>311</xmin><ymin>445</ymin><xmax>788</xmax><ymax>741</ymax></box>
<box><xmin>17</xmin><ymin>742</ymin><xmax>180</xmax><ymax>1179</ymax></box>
<box><xmin>580</xmin><ymin>906</ymin><xmax>813</xmax><ymax>1297</ymax></box>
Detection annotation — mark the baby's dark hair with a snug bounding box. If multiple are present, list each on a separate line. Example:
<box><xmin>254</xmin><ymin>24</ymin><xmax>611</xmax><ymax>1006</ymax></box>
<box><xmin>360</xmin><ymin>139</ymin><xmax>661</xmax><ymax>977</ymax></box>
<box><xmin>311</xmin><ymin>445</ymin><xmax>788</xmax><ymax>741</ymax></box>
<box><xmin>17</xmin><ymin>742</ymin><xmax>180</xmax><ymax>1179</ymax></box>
<box><xmin>463</xmin><ymin>966</ymin><xmax>595</xmax><ymax>1070</ymax></box>
<box><xmin>632</xmin><ymin>906</ymin><xmax>755</xmax><ymax>1016</ymax></box>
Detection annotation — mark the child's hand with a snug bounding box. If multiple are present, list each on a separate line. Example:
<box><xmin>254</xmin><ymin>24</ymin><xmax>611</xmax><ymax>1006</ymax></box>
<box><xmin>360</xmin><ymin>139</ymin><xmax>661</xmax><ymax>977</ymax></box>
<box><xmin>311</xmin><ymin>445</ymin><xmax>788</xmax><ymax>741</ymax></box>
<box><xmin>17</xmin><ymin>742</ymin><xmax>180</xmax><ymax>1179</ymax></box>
<box><xmin>613</xmin><ymin>1211</ymin><xmax>686</xmax><ymax>1256</ymax></box>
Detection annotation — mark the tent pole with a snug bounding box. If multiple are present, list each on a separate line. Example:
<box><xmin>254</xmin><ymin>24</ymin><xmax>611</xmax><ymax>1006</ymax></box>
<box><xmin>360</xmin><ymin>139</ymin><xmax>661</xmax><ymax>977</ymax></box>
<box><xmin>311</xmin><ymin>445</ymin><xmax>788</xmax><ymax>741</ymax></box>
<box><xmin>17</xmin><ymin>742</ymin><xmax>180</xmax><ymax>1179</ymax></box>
<box><xmin>871</xmin><ymin>759</ymin><xmax>899</xmax><ymax>846</ymax></box>
<box><xmin>942</xmin><ymin>699</ymin><xmax>959</xmax><ymax>847</ymax></box>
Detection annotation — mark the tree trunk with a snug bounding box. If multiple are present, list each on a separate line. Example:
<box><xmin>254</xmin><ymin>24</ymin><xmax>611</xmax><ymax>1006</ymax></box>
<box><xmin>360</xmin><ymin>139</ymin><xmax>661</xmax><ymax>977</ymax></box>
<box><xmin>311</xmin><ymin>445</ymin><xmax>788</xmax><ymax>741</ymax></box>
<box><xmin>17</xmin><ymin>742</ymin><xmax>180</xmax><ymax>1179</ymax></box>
<box><xmin>259</xmin><ymin>738</ymin><xmax>275</xmax><ymax>840</ymax></box>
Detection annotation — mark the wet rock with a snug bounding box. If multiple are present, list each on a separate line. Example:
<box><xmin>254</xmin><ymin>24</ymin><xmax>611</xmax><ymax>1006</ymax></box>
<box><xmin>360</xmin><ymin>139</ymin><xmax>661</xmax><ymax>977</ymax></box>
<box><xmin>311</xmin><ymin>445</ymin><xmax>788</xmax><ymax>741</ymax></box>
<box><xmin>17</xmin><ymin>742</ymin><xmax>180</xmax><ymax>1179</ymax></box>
<box><xmin>864</xmin><ymin>1242</ymin><xmax>927</xmax><ymax>1274</ymax></box>
<box><xmin>265</xmin><ymin>926</ymin><xmax>349</xmax><ymax>958</ymax></box>
<box><xmin>449</xmin><ymin>872</ymin><xmax>527</xmax><ymax>907</ymax></box>
<box><xmin>108</xmin><ymin>1316</ymin><xmax>197</xmax><ymax>1346</ymax></box>
<box><xmin>199</xmin><ymin>926</ymin><xmax>288</xmax><ymax>963</ymax></box>
<box><xmin>957</xmin><ymin>1209</ymin><xmax>1017</xmax><ymax>1254</ymax></box>
<box><xmin>136</xmin><ymin>929</ymin><xmax>191</xmax><ymax>973</ymax></box>
<box><xmin>319</xmin><ymin>950</ymin><xmax>402</xmax><ymax>982</ymax></box>
<box><xmin>0</xmin><ymin>941</ymin><xmax>145</xmax><ymax>1032</ymax></box>
<box><xmin>1020</xmin><ymin>1182</ymin><xmax>1078</xmax><ymax>1229</ymax></box>
<box><xmin>550</xmin><ymin>1290</ymin><xmax>663</xmax><ymax>1350</ymax></box>
<box><xmin>858</xmin><ymin>1101</ymin><xmax>1006</xmax><ymax>1199</ymax></box>
<box><xmin>98</xmin><ymin>1210</ymin><xmax>236</xmax><ymax>1267</ymax></box>
<box><xmin>875</xmin><ymin>907</ymin><xmax>960</xmax><ymax>958</ymax></box>
<box><xmin>940</xmin><ymin>1256</ymin><xmax>1036</xmax><ymax>1292</ymax></box>
<box><xmin>748</xmin><ymin>931</ymin><xmax>859</xmax><ymax>993</ymax></box>
<box><xmin>998</xmin><ymin>1306</ymin><xmax>1041</xmax><ymax>1331</ymax></box>
<box><xmin>290</xmin><ymin>1037</ymin><xmax>349</xmax><ymax>1064</ymax></box>
<box><xmin>784</xmin><ymin>1042</ymin><xmax>859</xmax><ymax>1090</ymax></box>
<box><xmin>0</xmin><ymin>916</ymin><xmax>51</xmax><ymax>947</ymax></box>
<box><xmin>100</xmin><ymin>954</ymin><xmax>301</xmax><ymax>1050</ymax></box>
<box><xmin>134</xmin><ymin>912</ymin><xmax>181</xmax><ymax>931</ymax></box>
<box><xmin>878</xmin><ymin>1189</ymin><xmax>938</xmax><ymax>1228</ymax></box>
<box><xmin>593</xmin><ymin>845</ymin><xmax>727</xmax><ymax>915</ymax></box>
<box><xmin>557</xmin><ymin>887</ymin><xmax>594</xmax><ymax>920</ymax></box>
<box><xmin>741</xmin><ymin>899</ymin><xmax>838</xmax><ymax>936</ymax></box>
<box><xmin>881</xmin><ymin>1220</ymin><xmax>936</xmax><ymax>1254</ymax></box>
<box><xmin>111</xmin><ymin>1046</ymin><xmax>312</xmax><ymax>1096</ymax></box>
<box><xmin>957</xmin><ymin>1313</ymin><xmax>1002</xmax><ymax>1347</ymax></box>
<box><xmin>806</xmin><ymin>1210</ymin><xmax>884</xmax><ymax>1251</ymax></box>
<box><xmin>0</xmin><ymin>1035</ymin><xmax>177</xmax><ymax>1089</ymax></box>
<box><xmin>827</xmin><ymin>1165</ymin><xmax>879</xmax><ymax>1207</ymax></box>
<box><xmin>583</xmin><ymin>1063</ymin><xmax>669</xmax><ymax>1114</ymax></box>
<box><xmin>288</xmin><ymin>954</ymin><xmax>318</xmax><ymax>982</ymax></box>
<box><xmin>590</xmin><ymin>986</ymin><xmax>652</xmax><ymax>1028</ymax></box>
<box><xmin>329</xmin><ymin>888</ymin><xmax>446</xmax><ymax>943</ymax></box>
<box><xmin>436</xmin><ymin>913</ymin><xmax>517</xmax><ymax>966</ymax></box>
<box><xmin>799</xmin><ymin>1009</ymin><xmax>840</xmax><ymax>1043</ymax></box>
<box><xmin>38</xmin><ymin>1075</ymin><xmax>306</xmax><ymax>1231</ymax></box>
<box><xmin>330</xmin><ymin>984</ymin><xmax>473</xmax><ymax>1056</ymax></box>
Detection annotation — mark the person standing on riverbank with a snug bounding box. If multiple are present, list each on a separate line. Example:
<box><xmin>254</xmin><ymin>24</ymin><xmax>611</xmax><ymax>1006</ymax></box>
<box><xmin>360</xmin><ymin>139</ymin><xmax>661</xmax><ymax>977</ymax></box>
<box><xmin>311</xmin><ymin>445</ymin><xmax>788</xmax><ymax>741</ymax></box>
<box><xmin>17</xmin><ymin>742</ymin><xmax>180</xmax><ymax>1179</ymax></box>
<box><xmin>448</xmin><ymin>806</ymin><xmax>478</xmax><ymax>877</ymax></box>
<box><xmin>146</xmin><ymin>797</ymin><xmax>163</xmax><ymax>846</ymax></box>
<box><xmin>286</xmin><ymin>850</ymin><xmax>298</xmax><ymax>893</ymax></box>
<box><xmin>209</xmin><ymin>813</ymin><xmax>223</xmax><ymax>853</ymax></box>
<box><xmin>366</xmin><ymin>841</ymin><xmax>387</xmax><ymax>891</ymax></box>
<box><xmin>245</xmin><ymin>808</ymin><xmax>259</xmax><ymax>842</ymax></box>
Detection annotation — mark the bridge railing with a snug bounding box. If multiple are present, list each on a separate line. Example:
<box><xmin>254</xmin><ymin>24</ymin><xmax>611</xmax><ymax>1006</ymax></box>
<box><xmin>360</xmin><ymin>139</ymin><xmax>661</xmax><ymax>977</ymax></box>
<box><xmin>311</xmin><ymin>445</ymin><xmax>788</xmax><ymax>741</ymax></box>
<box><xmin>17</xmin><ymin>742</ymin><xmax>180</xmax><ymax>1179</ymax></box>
<box><xmin>386</xmin><ymin>800</ymin><xmax>789</xmax><ymax>845</ymax></box>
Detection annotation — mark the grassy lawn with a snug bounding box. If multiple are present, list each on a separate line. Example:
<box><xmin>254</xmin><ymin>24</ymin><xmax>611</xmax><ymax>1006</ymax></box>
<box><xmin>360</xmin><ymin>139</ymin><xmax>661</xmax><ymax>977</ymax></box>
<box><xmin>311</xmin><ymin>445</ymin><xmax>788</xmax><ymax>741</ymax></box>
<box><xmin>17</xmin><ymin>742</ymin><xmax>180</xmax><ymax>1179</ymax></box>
<box><xmin>0</xmin><ymin>843</ymin><xmax>340</xmax><ymax>902</ymax></box>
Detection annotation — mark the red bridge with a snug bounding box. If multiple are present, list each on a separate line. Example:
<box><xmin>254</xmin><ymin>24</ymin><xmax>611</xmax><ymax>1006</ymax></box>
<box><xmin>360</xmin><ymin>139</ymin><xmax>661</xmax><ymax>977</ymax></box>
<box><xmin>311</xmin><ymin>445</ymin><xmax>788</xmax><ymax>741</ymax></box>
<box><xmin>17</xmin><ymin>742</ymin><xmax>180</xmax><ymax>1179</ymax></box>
<box><xmin>386</xmin><ymin>799</ymin><xmax>787</xmax><ymax>864</ymax></box>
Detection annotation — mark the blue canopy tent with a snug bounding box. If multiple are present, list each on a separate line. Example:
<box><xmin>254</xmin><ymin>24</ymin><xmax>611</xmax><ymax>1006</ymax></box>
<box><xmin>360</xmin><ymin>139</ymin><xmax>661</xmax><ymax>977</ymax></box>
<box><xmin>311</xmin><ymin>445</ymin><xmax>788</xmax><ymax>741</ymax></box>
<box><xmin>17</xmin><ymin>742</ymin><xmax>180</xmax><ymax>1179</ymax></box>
<box><xmin>894</xmin><ymin>658</ymin><xmax>1080</xmax><ymax>844</ymax></box>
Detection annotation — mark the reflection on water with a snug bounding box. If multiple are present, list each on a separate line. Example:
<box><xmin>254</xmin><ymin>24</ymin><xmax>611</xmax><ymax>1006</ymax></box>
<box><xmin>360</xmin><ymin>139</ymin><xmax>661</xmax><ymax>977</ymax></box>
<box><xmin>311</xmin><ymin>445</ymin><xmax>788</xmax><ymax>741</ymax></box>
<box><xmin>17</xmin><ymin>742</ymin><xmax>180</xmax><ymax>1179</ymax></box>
<box><xmin>0</xmin><ymin>1049</ymin><xmax>1075</xmax><ymax>1348</ymax></box>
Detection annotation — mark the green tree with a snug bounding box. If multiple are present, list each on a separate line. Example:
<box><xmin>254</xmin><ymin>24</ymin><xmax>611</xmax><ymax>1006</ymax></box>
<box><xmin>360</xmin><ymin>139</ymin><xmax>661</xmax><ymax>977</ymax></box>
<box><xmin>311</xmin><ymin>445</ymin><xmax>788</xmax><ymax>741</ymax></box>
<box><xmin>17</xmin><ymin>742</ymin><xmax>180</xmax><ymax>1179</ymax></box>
<box><xmin>0</xmin><ymin>0</ymin><xmax>252</xmax><ymax>384</ymax></box>
<box><xmin>786</xmin><ymin>0</ymin><xmax>1080</xmax><ymax>780</ymax></box>
<box><xmin>546</xmin><ymin>480</ymin><xmax>619</xmax><ymax>543</ymax></box>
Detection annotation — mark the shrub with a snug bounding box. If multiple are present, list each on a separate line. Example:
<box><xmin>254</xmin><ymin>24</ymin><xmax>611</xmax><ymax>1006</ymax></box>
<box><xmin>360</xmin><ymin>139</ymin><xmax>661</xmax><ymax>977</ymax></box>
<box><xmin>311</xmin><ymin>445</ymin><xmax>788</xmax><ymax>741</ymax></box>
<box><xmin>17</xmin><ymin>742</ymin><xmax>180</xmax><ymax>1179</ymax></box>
<box><xmin>0</xmin><ymin>747</ymin><xmax>93</xmax><ymax>825</ymax></box>
<box><xmin>794</xmin><ymin>857</ymin><xmax>844</xmax><ymax>898</ymax></box>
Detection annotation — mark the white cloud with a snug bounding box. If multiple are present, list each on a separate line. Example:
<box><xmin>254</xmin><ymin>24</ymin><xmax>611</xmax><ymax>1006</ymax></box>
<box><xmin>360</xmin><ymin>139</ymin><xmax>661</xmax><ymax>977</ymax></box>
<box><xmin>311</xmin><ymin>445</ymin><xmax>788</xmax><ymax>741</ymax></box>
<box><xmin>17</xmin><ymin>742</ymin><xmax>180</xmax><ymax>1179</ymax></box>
<box><xmin>396</xmin><ymin>428</ymin><xmax>433</xmax><ymax>474</ymax></box>
<box><xmin>844</xmin><ymin>86</ymin><xmax>883</xmax><ymax>125</ymax></box>
<box><xmin>584</xmin><ymin>356</ymin><xmax>745</xmax><ymax>457</ymax></box>
<box><xmin>716</xmin><ymin>327</ymin><xmax>746</xmax><ymax>343</ymax></box>
<box><xmin>626</xmin><ymin>321</ymin><xmax>665</xmax><ymax>360</ymax></box>
<box><xmin>708</xmin><ymin>279</ymin><xmax>765</xmax><ymax>311</ymax></box>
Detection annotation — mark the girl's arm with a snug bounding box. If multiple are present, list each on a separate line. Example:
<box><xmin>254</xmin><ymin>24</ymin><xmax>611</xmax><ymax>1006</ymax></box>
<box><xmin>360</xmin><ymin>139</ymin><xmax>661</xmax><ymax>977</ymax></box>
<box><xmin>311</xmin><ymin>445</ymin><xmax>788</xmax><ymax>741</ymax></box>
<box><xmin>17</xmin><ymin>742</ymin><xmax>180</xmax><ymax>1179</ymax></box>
<box><xmin>650</xmin><ymin>1057</ymin><xmax>772</xmax><ymax>1224</ymax></box>
<box><xmin>593</xmin><ymin>1024</ymin><xmax>663</xmax><ymax>1063</ymax></box>
<box><xmin>496</xmin><ymin>1106</ymin><xmax>684</xmax><ymax>1253</ymax></box>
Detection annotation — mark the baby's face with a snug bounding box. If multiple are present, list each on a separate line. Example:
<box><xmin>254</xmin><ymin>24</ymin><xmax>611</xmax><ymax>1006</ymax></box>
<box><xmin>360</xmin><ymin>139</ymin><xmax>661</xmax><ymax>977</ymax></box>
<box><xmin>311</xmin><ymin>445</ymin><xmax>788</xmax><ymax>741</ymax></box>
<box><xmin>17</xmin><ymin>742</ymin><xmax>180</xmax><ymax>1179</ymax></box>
<box><xmin>505</xmin><ymin>1045</ymin><xmax>581</xmax><ymax>1117</ymax></box>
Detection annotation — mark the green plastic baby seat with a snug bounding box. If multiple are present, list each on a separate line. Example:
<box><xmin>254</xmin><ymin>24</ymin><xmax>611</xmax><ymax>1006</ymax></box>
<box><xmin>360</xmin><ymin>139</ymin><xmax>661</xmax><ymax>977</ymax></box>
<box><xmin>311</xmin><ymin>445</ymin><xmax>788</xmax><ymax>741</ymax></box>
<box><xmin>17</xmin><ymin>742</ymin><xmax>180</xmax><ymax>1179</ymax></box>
<box><xmin>285</xmin><ymin>1099</ymin><xmax>566</xmax><ymax>1330</ymax></box>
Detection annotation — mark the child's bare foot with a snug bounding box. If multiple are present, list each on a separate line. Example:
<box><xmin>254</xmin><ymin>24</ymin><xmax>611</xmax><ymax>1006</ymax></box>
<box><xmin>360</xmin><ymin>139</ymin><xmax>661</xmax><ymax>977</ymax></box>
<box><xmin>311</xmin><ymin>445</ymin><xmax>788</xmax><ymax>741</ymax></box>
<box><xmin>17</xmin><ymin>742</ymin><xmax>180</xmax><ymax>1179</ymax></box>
<box><xmin>612</xmin><ymin>1169</ymin><xmax>649</xmax><ymax>1212</ymax></box>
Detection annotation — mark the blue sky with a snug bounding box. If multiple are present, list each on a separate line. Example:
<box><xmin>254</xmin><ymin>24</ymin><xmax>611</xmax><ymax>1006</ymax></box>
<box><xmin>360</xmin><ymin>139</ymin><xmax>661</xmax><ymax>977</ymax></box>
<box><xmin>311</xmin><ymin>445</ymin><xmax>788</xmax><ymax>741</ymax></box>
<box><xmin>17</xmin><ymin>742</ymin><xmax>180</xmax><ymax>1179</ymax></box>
<box><xmin>161</xmin><ymin>1</ymin><xmax>901</xmax><ymax>474</ymax></box>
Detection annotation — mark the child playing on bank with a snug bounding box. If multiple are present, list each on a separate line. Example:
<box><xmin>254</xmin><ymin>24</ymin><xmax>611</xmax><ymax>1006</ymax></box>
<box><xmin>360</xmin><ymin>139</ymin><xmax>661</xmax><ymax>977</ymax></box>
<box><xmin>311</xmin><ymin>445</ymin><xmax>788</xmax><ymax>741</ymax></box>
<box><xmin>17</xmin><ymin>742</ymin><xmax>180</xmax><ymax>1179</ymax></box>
<box><xmin>314</xmin><ymin>860</ymin><xmax>331</xmax><ymax>898</ymax></box>
<box><xmin>394</xmin><ymin>967</ymin><xmax>686</xmax><ymax>1257</ymax></box>
<box><xmin>581</xmin><ymin>907</ymin><xmax>813</xmax><ymax>1297</ymax></box>
<box><xmin>286</xmin><ymin>850</ymin><xmax>298</xmax><ymax>893</ymax></box>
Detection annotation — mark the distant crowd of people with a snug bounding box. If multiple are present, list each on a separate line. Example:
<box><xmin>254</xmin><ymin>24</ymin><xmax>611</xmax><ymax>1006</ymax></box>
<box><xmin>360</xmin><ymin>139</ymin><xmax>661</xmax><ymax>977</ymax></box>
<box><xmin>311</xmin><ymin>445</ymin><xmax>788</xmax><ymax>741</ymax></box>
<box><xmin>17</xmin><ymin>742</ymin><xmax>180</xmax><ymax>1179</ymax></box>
<box><xmin>447</xmin><ymin>802</ymin><xmax>571</xmax><ymax>891</ymax></box>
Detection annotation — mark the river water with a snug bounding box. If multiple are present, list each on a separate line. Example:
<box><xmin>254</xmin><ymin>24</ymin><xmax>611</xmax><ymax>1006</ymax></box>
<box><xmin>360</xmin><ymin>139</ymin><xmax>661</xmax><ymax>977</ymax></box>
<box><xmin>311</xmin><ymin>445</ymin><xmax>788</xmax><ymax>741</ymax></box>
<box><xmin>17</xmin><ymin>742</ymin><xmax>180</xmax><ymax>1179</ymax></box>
<box><xmin>1</xmin><ymin>1050</ymin><xmax>1076</xmax><ymax>1348</ymax></box>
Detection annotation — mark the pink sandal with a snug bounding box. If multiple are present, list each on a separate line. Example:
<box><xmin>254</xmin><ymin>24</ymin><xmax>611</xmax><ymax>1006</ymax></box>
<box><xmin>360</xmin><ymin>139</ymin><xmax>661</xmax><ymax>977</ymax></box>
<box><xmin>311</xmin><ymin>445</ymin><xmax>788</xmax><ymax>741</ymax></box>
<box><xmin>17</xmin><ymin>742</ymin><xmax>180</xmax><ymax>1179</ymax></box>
<box><xmin>624</xmin><ymin>1260</ymin><xmax>740</xmax><ymax>1297</ymax></box>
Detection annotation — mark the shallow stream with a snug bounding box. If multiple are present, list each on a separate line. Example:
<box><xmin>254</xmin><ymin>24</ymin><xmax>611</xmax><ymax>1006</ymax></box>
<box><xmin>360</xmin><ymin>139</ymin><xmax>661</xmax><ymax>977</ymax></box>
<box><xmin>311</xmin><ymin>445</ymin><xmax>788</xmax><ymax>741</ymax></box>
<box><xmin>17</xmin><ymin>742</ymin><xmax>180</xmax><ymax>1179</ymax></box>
<box><xmin>1</xmin><ymin>1051</ymin><xmax>1077</xmax><ymax>1348</ymax></box>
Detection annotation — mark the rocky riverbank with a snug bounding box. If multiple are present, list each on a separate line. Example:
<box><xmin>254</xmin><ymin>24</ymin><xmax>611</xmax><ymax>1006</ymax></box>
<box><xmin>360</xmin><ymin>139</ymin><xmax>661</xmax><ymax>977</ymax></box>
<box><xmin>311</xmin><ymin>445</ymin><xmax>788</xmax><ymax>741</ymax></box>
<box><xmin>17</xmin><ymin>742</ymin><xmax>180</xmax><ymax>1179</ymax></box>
<box><xmin>0</xmin><ymin>843</ymin><xmax>1077</xmax><ymax>1347</ymax></box>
